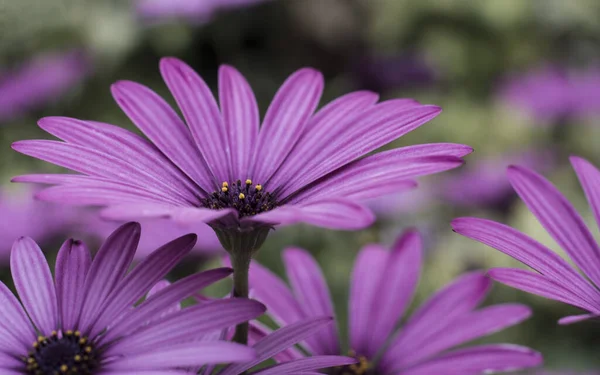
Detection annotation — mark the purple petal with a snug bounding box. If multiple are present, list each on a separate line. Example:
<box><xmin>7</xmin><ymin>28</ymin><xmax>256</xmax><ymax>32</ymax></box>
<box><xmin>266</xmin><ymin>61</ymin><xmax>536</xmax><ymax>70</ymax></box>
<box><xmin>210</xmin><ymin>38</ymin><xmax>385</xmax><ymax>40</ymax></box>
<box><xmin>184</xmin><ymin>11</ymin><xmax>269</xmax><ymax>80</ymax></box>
<box><xmin>251</xmin><ymin>68</ymin><xmax>324</xmax><ymax>184</ymax></box>
<box><xmin>100</xmin><ymin>204</ymin><xmax>236</xmax><ymax>225</ymax></box>
<box><xmin>12</xmin><ymin>140</ymin><xmax>188</xmax><ymax>205</ymax></box>
<box><xmin>399</xmin><ymin>344</ymin><xmax>542</xmax><ymax>375</ymax></box>
<box><xmin>366</xmin><ymin>230</ymin><xmax>421</xmax><ymax>357</ymax></box>
<box><xmin>11</xmin><ymin>237</ymin><xmax>58</xmax><ymax>335</ymax></box>
<box><xmin>106</xmin><ymin>299</ymin><xmax>265</xmax><ymax>356</ymax></box>
<box><xmin>382</xmin><ymin>272</ymin><xmax>490</xmax><ymax>370</ymax></box>
<box><xmin>248</xmin><ymin>199</ymin><xmax>375</xmax><ymax>230</ymax></box>
<box><xmin>147</xmin><ymin>280</ymin><xmax>180</xmax><ymax>317</ymax></box>
<box><xmin>248</xmin><ymin>321</ymin><xmax>304</xmax><ymax>362</ymax></box>
<box><xmin>55</xmin><ymin>239</ymin><xmax>92</xmax><ymax>331</ymax></box>
<box><xmin>36</xmin><ymin>183</ymin><xmax>174</xmax><ymax>206</ymax></box>
<box><xmin>101</xmin><ymin>268</ymin><xmax>232</xmax><ymax>343</ymax></box>
<box><xmin>451</xmin><ymin>217</ymin><xmax>600</xmax><ymax>305</ymax></box>
<box><xmin>349</xmin><ymin>244</ymin><xmax>388</xmax><ymax>355</ymax></box>
<box><xmin>253</xmin><ymin>356</ymin><xmax>356</xmax><ymax>375</ymax></box>
<box><xmin>111</xmin><ymin>80</ymin><xmax>215</xmax><ymax>192</ymax></box>
<box><xmin>37</xmin><ymin>117</ymin><xmax>201</xmax><ymax>203</ymax></box>
<box><xmin>89</xmin><ymin>234</ymin><xmax>197</xmax><ymax>337</ymax></box>
<box><xmin>571</xmin><ymin>156</ymin><xmax>600</xmax><ymax>236</ymax></box>
<box><xmin>387</xmin><ymin>304</ymin><xmax>531</xmax><ymax>369</ymax></box>
<box><xmin>277</xmin><ymin>102</ymin><xmax>441</xmax><ymax>198</ymax></box>
<box><xmin>289</xmin><ymin>155</ymin><xmax>464</xmax><ymax>204</ymax></box>
<box><xmin>106</xmin><ymin>341</ymin><xmax>256</xmax><ymax>371</ymax></box>
<box><xmin>78</xmin><ymin>222</ymin><xmax>140</xmax><ymax>333</ymax></box>
<box><xmin>488</xmin><ymin>267</ymin><xmax>600</xmax><ymax>313</ymax></box>
<box><xmin>267</xmin><ymin>91</ymin><xmax>379</xmax><ymax>190</ymax></box>
<box><xmin>246</xmin><ymin>259</ymin><xmax>306</xmax><ymax>328</ymax></box>
<box><xmin>0</xmin><ymin>282</ymin><xmax>37</xmax><ymax>354</ymax></box>
<box><xmin>100</xmin><ymin>203</ymin><xmax>176</xmax><ymax>221</ymax></box>
<box><xmin>558</xmin><ymin>313</ymin><xmax>600</xmax><ymax>325</ymax></box>
<box><xmin>282</xmin><ymin>248</ymin><xmax>339</xmax><ymax>355</ymax></box>
<box><xmin>219</xmin><ymin>65</ymin><xmax>260</xmax><ymax>181</ymax></box>
<box><xmin>160</xmin><ymin>57</ymin><xmax>230</xmax><ymax>182</ymax></box>
<box><xmin>218</xmin><ymin>316</ymin><xmax>334</xmax><ymax>375</ymax></box>
<box><xmin>507</xmin><ymin>165</ymin><xmax>600</xmax><ymax>287</ymax></box>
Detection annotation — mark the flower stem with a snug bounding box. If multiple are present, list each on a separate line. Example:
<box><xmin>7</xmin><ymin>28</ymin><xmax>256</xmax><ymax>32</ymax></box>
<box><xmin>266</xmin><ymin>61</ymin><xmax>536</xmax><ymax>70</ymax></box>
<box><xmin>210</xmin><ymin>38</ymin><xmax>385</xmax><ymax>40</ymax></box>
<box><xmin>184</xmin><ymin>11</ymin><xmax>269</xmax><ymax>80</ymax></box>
<box><xmin>211</xmin><ymin>225</ymin><xmax>272</xmax><ymax>346</ymax></box>
<box><xmin>230</xmin><ymin>250</ymin><xmax>252</xmax><ymax>345</ymax></box>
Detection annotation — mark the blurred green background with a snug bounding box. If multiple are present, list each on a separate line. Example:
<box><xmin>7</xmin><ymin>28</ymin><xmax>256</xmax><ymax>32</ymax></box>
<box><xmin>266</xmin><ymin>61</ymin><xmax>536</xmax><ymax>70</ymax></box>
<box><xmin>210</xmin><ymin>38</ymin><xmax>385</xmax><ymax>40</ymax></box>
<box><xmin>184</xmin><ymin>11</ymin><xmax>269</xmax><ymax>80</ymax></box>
<box><xmin>1</xmin><ymin>0</ymin><xmax>600</xmax><ymax>372</ymax></box>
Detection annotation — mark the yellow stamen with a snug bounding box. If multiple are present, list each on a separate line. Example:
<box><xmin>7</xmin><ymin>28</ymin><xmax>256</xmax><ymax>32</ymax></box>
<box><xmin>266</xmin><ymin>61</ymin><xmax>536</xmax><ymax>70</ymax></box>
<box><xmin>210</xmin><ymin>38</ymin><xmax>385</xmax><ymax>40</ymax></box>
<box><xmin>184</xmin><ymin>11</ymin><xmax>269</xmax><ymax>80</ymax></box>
<box><xmin>222</xmin><ymin>181</ymin><xmax>229</xmax><ymax>187</ymax></box>
<box><xmin>221</xmin><ymin>187</ymin><xmax>228</xmax><ymax>192</ymax></box>
<box><xmin>245</xmin><ymin>179</ymin><xmax>252</xmax><ymax>185</ymax></box>
<box><xmin>60</xmin><ymin>364</ymin><xmax>68</xmax><ymax>372</ymax></box>
<box><xmin>255</xmin><ymin>184</ymin><xmax>262</xmax><ymax>191</ymax></box>
<box><xmin>239</xmin><ymin>193</ymin><xmax>245</xmax><ymax>199</ymax></box>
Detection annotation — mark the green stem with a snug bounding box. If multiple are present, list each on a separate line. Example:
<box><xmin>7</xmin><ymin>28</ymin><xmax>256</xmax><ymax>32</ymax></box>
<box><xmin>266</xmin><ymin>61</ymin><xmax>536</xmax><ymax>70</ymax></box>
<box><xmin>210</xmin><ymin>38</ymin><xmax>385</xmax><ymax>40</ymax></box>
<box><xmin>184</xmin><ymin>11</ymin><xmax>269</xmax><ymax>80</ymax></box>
<box><xmin>230</xmin><ymin>250</ymin><xmax>252</xmax><ymax>345</ymax></box>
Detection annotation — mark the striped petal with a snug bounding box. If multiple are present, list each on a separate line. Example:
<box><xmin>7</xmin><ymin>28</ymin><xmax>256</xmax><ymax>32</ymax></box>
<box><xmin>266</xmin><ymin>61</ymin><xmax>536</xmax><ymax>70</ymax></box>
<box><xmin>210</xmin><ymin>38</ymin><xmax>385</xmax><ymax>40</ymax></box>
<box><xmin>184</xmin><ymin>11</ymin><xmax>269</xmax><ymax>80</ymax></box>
<box><xmin>160</xmin><ymin>57</ymin><xmax>230</xmax><ymax>183</ymax></box>
<box><xmin>399</xmin><ymin>344</ymin><xmax>542</xmax><ymax>375</ymax></box>
<box><xmin>78</xmin><ymin>223</ymin><xmax>140</xmax><ymax>333</ymax></box>
<box><xmin>508</xmin><ymin>165</ymin><xmax>600</xmax><ymax>287</ymax></box>
<box><xmin>89</xmin><ymin>234</ymin><xmax>197</xmax><ymax>336</ymax></box>
<box><xmin>219</xmin><ymin>65</ymin><xmax>260</xmax><ymax>182</ymax></box>
<box><xmin>488</xmin><ymin>267</ymin><xmax>600</xmax><ymax>313</ymax></box>
<box><xmin>55</xmin><ymin>239</ymin><xmax>91</xmax><ymax>331</ymax></box>
<box><xmin>283</xmin><ymin>248</ymin><xmax>339</xmax><ymax>355</ymax></box>
<box><xmin>11</xmin><ymin>237</ymin><xmax>58</xmax><ymax>335</ymax></box>
<box><xmin>218</xmin><ymin>317</ymin><xmax>334</xmax><ymax>375</ymax></box>
<box><xmin>111</xmin><ymin>80</ymin><xmax>215</xmax><ymax>192</ymax></box>
<box><xmin>251</xmin><ymin>68</ymin><xmax>324</xmax><ymax>184</ymax></box>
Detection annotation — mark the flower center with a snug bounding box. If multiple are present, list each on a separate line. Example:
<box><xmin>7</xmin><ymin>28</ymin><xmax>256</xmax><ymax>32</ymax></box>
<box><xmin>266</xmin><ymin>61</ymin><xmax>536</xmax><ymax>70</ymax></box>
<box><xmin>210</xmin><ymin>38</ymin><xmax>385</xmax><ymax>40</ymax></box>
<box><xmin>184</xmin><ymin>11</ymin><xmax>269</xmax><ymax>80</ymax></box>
<box><xmin>202</xmin><ymin>179</ymin><xmax>278</xmax><ymax>218</ymax></box>
<box><xmin>24</xmin><ymin>330</ymin><xmax>98</xmax><ymax>375</ymax></box>
<box><xmin>331</xmin><ymin>352</ymin><xmax>371</xmax><ymax>375</ymax></box>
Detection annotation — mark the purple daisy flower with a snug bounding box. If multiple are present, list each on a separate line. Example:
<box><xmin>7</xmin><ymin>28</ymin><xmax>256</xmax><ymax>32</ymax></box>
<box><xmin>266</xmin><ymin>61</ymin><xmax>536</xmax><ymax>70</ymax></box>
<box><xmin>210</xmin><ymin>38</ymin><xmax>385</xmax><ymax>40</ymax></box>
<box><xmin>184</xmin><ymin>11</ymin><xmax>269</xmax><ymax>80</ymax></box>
<box><xmin>12</xmin><ymin>58</ymin><xmax>470</xmax><ymax>344</ymax></box>
<box><xmin>452</xmin><ymin>156</ymin><xmax>600</xmax><ymax>325</ymax></box>
<box><xmin>0</xmin><ymin>222</ymin><xmax>267</xmax><ymax>374</ymax></box>
<box><xmin>0</xmin><ymin>50</ymin><xmax>89</xmax><ymax>123</ymax></box>
<box><xmin>12</xmin><ymin>58</ymin><xmax>469</xmax><ymax>237</ymax></box>
<box><xmin>245</xmin><ymin>229</ymin><xmax>542</xmax><ymax>374</ymax></box>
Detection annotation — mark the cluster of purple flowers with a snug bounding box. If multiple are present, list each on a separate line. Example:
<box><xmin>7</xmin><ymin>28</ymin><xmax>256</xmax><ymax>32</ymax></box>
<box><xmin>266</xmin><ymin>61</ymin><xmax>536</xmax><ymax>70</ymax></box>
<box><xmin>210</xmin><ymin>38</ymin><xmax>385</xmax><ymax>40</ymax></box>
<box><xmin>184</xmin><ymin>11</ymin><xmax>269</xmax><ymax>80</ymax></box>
<box><xmin>0</xmin><ymin>53</ymin><xmax>597</xmax><ymax>374</ymax></box>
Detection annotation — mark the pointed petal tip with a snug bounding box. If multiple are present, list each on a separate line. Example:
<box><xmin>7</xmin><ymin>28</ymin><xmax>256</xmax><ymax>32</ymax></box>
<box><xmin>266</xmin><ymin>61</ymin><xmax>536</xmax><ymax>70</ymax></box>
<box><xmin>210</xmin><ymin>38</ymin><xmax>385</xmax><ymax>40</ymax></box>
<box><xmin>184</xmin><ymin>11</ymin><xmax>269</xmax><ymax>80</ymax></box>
<box><xmin>450</xmin><ymin>216</ymin><xmax>478</xmax><ymax>232</ymax></box>
<box><xmin>159</xmin><ymin>56</ymin><xmax>183</xmax><ymax>68</ymax></box>
<box><xmin>282</xmin><ymin>246</ymin><xmax>311</xmax><ymax>258</ymax></box>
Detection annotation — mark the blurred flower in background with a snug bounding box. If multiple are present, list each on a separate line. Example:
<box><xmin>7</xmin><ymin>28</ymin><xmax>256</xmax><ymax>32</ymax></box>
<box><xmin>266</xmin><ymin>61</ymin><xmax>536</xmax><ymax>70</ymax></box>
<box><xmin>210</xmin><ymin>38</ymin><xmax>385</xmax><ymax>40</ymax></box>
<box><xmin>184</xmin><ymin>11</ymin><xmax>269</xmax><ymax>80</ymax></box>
<box><xmin>0</xmin><ymin>50</ymin><xmax>90</xmax><ymax>123</ymax></box>
<box><xmin>247</xmin><ymin>230</ymin><xmax>542</xmax><ymax>374</ymax></box>
<box><xmin>499</xmin><ymin>66</ymin><xmax>600</xmax><ymax>125</ymax></box>
<box><xmin>352</xmin><ymin>53</ymin><xmax>437</xmax><ymax>93</ymax></box>
<box><xmin>136</xmin><ymin>0</ymin><xmax>274</xmax><ymax>24</ymax></box>
<box><xmin>441</xmin><ymin>149</ymin><xmax>555</xmax><ymax>210</ymax></box>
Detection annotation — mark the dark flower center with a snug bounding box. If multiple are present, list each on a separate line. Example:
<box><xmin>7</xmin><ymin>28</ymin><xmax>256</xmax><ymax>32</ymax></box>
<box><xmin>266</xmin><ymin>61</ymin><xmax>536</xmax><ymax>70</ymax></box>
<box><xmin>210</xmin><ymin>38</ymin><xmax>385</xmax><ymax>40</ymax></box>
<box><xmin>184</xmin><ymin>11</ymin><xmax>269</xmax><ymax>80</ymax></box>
<box><xmin>24</xmin><ymin>330</ymin><xmax>99</xmax><ymax>375</ymax></box>
<box><xmin>202</xmin><ymin>179</ymin><xmax>278</xmax><ymax>218</ymax></box>
<box><xmin>331</xmin><ymin>352</ymin><xmax>372</xmax><ymax>375</ymax></box>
